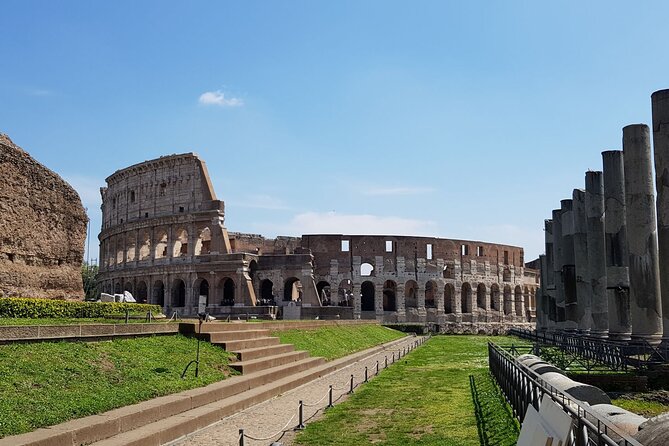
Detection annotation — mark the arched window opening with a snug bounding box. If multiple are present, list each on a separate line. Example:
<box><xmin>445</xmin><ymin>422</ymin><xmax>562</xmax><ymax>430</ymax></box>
<box><xmin>361</xmin><ymin>281</ymin><xmax>375</xmax><ymax>311</ymax></box>
<box><xmin>153</xmin><ymin>281</ymin><xmax>165</xmax><ymax>306</ymax></box>
<box><xmin>338</xmin><ymin>279</ymin><xmax>352</xmax><ymax>306</ymax></box>
<box><xmin>172</xmin><ymin>229</ymin><xmax>188</xmax><ymax>257</ymax></box>
<box><xmin>317</xmin><ymin>281</ymin><xmax>331</xmax><ymax>305</ymax></box>
<box><xmin>114</xmin><ymin>282</ymin><xmax>121</xmax><ymax>294</ymax></box>
<box><xmin>383</xmin><ymin>280</ymin><xmax>397</xmax><ymax>311</ymax></box>
<box><xmin>284</xmin><ymin>278</ymin><xmax>302</xmax><ymax>302</ymax></box>
<box><xmin>443</xmin><ymin>262</ymin><xmax>455</xmax><ymax>279</ymax></box>
<box><xmin>360</xmin><ymin>262</ymin><xmax>374</xmax><ymax>277</ymax></box>
<box><xmin>405</xmin><ymin>280</ymin><xmax>418</xmax><ymax>308</ymax></box>
<box><xmin>248</xmin><ymin>260</ymin><xmax>258</xmax><ymax>281</ymax></box>
<box><xmin>139</xmin><ymin>232</ymin><xmax>151</xmax><ymax>260</ymax></box>
<box><xmin>425</xmin><ymin>281</ymin><xmax>436</xmax><ymax>308</ymax></box>
<box><xmin>197</xmin><ymin>279</ymin><xmax>210</xmax><ymax>306</ymax></box>
<box><xmin>461</xmin><ymin>283</ymin><xmax>472</xmax><ymax>313</ymax></box>
<box><xmin>444</xmin><ymin>284</ymin><xmax>454</xmax><ymax>314</ymax></box>
<box><xmin>260</xmin><ymin>279</ymin><xmax>275</xmax><ymax>305</ymax></box>
<box><xmin>116</xmin><ymin>241</ymin><xmax>124</xmax><ymax>264</ymax></box>
<box><xmin>502</xmin><ymin>268</ymin><xmax>511</xmax><ymax>282</ymax></box>
<box><xmin>172</xmin><ymin>279</ymin><xmax>186</xmax><ymax>307</ymax></box>
<box><xmin>220</xmin><ymin>278</ymin><xmax>235</xmax><ymax>306</ymax></box>
<box><xmin>155</xmin><ymin>231</ymin><xmax>168</xmax><ymax>259</ymax></box>
<box><xmin>477</xmin><ymin>283</ymin><xmax>486</xmax><ymax>309</ymax></box>
<box><xmin>195</xmin><ymin>227</ymin><xmax>212</xmax><ymax>255</ymax></box>
<box><xmin>126</xmin><ymin>237</ymin><xmax>136</xmax><ymax>262</ymax></box>
<box><xmin>136</xmin><ymin>281</ymin><xmax>148</xmax><ymax>303</ymax></box>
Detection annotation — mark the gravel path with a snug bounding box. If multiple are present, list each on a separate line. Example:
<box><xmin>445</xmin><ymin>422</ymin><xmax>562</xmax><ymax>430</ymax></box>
<box><xmin>169</xmin><ymin>335</ymin><xmax>425</xmax><ymax>446</ymax></box>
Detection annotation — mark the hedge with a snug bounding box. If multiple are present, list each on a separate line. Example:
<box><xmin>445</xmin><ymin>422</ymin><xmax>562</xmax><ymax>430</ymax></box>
<box><xmin>0</xmin><ymin>298</ymin><xmax>162</xmax><ymax>319</ymax></box>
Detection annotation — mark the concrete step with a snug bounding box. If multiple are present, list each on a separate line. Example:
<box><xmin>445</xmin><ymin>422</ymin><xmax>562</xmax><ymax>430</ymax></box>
<box><xmin>204</xmin><ymin>329</ymin><xmax>270</xmax><ymax>342</ymax></box>
<box><xmin>230</xmin><ymin>350</ymin><xmax>310</xmax><ymax>374</ymax></box>
<box><xmin>180</xmin><ymin>322</ymin><xmax>272</xmax><ymax>334</ymax></box>
<box><xmin>233</xmin><ymin>343</ymin><xmax>294</xmax><ymax>361</ymax></box>
<box><xmin>214</xmin><ymin>336</ymin><xmax>280</xmax><ymax>351</ymax></box>
<box><xmin>89</xmin><ymin>357</ymin><xmax>328</xmax><ymax>446</ymax></box>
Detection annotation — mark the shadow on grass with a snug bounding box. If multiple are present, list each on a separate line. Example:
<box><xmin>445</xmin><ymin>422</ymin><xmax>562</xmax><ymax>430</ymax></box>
<box><xmin>470</xmin><ymin>372</ymin><xmax>519</xmax><ymax>446</ymax></box>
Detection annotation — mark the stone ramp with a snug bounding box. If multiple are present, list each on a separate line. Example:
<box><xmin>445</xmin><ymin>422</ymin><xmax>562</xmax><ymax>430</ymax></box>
<box><xmin>0</xmin><ymin>324</ymin><xmax>409</xmax><ymax>446</ymax></box>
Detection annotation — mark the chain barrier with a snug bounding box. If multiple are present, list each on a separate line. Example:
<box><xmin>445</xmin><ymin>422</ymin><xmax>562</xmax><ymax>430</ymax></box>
<box><xmin>238</xmin><ymin>335</ymin><xmax>428</xmax><ymax>445</ymax></box>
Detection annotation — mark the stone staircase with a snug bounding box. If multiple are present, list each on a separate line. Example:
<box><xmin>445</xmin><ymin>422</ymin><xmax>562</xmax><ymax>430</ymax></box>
<box><xmin>0</xmin><ymin>321</ymin><xmax>404</xmax><ymax>446</ymax></box>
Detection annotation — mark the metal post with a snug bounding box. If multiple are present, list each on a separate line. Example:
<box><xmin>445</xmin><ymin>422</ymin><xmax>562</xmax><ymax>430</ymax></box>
<box><xmin>328</xmin><ymin>385</ymin><xmax>333</xmax><ymax>408</ymax></box>
<box><xmin>365</xmin><ymin>366</ymin><xmax>368</xmax><ymax>383</ymax></box>
<box><xmin>239</xmin><ymin>429</ymin><xmax>244</xmax><ymax>446</ymax></box>
<box><xmin>385</xmin><ymin>356</ymin><xmax>388</xmax><ymax>368</ymax></box>
<box><xmin>376</xmin><ymin>360</ymin><xmax>379</xmax><ymax>375</ymax></box>
<box><xmin>296</xmin><ymin>400</ymin><xmax>305</xmax><ymax>430</ymax></box>
<box><xmin>125</xmin><ymin>308</ymin><xmax>129</xmax><ymax>324</ymax></box>
<box><xmin>349</xmin><ymin>374</ymin><xmax>354</xmax><ymax>394</ymax></box>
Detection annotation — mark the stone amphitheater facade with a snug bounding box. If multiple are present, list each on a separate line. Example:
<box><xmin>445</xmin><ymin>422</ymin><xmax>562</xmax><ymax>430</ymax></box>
<box><xmin>97</xmin><ymin>153</ymin><xmax>538</xmax><ymax>328</ymax></box>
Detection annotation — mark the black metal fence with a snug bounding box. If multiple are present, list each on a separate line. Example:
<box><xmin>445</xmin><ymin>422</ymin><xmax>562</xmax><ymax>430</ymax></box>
<box><xmin>488</xmin><ymin>341</ymin><xmax>642</xmax><ymax>446</ymax></box>
<box><xmin>508</xmin><ymin>327</ymin><xmax>666</xmax><ymax>371</ymax></box>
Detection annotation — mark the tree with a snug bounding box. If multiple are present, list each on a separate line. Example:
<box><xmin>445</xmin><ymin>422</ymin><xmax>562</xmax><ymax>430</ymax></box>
<box><xmin>82</xmin><ymin>263</ymin><xmax>99</xmax><ymax>301</ymax></box>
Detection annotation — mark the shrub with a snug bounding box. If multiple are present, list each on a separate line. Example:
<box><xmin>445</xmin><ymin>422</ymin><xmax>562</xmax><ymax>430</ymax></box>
<box><xmin>0</xmin><ymin>297</ymin><xmax>161</xmax><ymax>319</ymax></box>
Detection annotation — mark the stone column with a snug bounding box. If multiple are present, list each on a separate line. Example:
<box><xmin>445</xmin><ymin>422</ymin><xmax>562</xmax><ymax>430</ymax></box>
<box><xmin>544</xmin><ymin>220</ymin><xmax>557</xmax><ymax>331</ymax></box>
<box><xmin>652</xmin><ymin>89</ymin><xmax>669</xmax><ymax>345</ymax></box>
<box><xmin>624</xmin><ymin>124</ymin><xmax>663</xmax><ymax>345</ymax></box>
<box><xmin>537</xmin><ymin>255</ymin><xmax>548</xmax><ymax>331</ymax></box>
<box><xmin>375</xmin><ymin>284</ymin><xmax>384</xmax><ymax>321</ymax></box>
<box><xmin>416</xmin><ymin>285</ymin><xmax>427</xmax><ymax>323</ymax></box>
<box><xmin>352</xmin><ymin>283</ymin><xmax>361</xmax><ymax>319</ymax></box>
<box><xmin>602</xmin><ymin>150</ymin><xmax>632</xmax><ymax>341</ymax></box>
<box><xmin>585</xmin><ymin>171</ymin><xmax>608</xmax><ymax>338</ymax></box>
<box><xmin>572</xmin><ymin>189</ymin><xmax>591</xmax><ymax>334</ymax></box>
<box><xmin>396</xmin><ymin>284</ymin><xmax>406</xmax><ymax>322</ymax></box>
<box><xmin>552</xmin><ymin>209</ymin><xmax>565</xmax><ymax>331</ymax></box>
<box><xmin>561</xmin><ymin>199</ymin><xmax>578</xmax><ymax>332</ymax></box>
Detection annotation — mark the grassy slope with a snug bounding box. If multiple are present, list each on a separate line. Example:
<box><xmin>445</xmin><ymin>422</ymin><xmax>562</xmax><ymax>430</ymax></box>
<box><xmin>272</xmin><ymin>325</ymin><xmax>406</xmax><ymax>360</ymax></box>
<box><xmin>612</xmin><ymin>397</ymin><xmax>669</xmax><ymax>417</ymax></box>
<box><xmin>0</xmin><ymin>335</ymin><xmax>237</xmax><ymax>438</ymax></box>
<box><xmin>295</xmin><ymin>335</ymin><xmax>520</xmax><ymax>446</ymax></box>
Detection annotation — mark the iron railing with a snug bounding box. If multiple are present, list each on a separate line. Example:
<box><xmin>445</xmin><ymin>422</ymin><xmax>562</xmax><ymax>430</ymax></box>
<box><xmin>508</xmin><ymin>327</ymin><xmax>666</xmax><ymax>371</ymax></box>
<box><xmin>488</xmin><ymin>341</ymin><xmax>643</xmax><ymax>446</ymax></box>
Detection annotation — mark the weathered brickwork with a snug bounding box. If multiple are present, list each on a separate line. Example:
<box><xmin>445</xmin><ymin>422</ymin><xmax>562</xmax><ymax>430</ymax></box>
<box><xmin>98</xmin><ymin>153</ymin><xmax>538</xmax><ymax>327</ymax></box>
<box><xmin>0</xmin><ymin>134</ymin><xmax>87</xmax><ymax>299</ymax></box>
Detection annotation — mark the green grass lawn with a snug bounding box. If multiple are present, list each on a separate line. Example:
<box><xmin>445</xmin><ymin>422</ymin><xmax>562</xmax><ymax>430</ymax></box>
<box><xmin>0</xmin><ymin>317</ymin><xmax>167</xmax><ymax>325</ymax></box>
<box><xmin>272</xmin><ymin>325</ymin><xmax>406</xmax><ymax>360</ymax></box>
<box><xmin>612</xmin><ymin>396</ymin><xmax>669</xmax><ymax>417</ymax></box>
<box><xmin>0</xmin><ymin>335</ymin><xmax>237</xmax><ymax>438</ymax></box>
<box><xmin>295</xmin><ymin>335</ymin><xmax>519</xmax><ymax>446</ymax></box>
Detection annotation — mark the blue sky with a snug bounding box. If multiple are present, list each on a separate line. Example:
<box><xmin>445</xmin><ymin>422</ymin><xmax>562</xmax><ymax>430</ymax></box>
<box><xmin>2</xmin><ymin>1</ymin><xmax>668</xmax><ymax>263</ymax></box>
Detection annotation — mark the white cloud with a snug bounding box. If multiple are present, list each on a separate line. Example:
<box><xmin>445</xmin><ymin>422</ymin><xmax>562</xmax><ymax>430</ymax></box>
<box><xmin>227</xmin><ymin>194</ymin><xmax>291</xmax><ymax>210</ymax></box>
<box><xmin>364</xmin><ymin>186</ymin><xmax>435</xmax><ymax>196</ymax></box>
<box><xmin>198</xmin><ymin>90</ymin><xmax>243</xmax><ymax>107</ymax></box>
<box><xmin>257</xmin><ymin>211</ymin><xmax>437</xmax><ymax>236</ymax></box>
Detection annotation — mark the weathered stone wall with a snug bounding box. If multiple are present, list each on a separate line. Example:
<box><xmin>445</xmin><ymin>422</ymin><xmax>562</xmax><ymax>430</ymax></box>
<box><xmin>0</xmin><ymin>134</ymin><xmax>87</xmax><ymax>299</ymax></box>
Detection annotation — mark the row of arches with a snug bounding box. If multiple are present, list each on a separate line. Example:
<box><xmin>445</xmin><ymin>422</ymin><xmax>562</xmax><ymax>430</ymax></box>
<box><xmin>357</xmin><ymin>262</ymin><xmax>514</xmax><ymax>281</ymax></box>
<box><xmin>102</xmin><ymin>226</ymin><xmax>214</xmax><ymax>267</ymax></box>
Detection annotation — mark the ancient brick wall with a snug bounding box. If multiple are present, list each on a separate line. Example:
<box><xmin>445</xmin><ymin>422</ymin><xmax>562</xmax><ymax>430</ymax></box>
<box><xmin>0</xmin><ymin>134</ymin><xmax>87</xmax><ymax>299</ymax></box>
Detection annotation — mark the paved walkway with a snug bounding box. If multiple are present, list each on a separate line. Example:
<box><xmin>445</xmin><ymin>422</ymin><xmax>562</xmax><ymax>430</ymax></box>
<box><xmin>169</xmin><ymin>335</ymin><xmax>424</xmax><ymax>446</ymax></box>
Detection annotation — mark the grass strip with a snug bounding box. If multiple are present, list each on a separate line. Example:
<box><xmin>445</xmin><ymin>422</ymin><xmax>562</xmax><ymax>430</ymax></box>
<box><xmin>0</xmin><ymin>317</ymin><xmax>167</xmax><ymax>326</ymax></box>
<box><xmin>272</xmin><ymin>324</ymin><xmax>405</xmax><ymax>360</ymax></box>
<box><xmin>295</xmin><ymin>335</ymin><xmax>519</xmax><ymax>446</ymax></box>
<box><xmin>0</xmin><ymin>334</ymin><xmax>237</xmax><ymax>438</ymax></box>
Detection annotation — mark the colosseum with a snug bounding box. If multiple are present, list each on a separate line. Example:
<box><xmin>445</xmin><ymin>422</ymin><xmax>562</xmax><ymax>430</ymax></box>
<box><xmin>97</xmin><ymin>153</ymin><xmax>538</xmax><ymax>329</ymax></box>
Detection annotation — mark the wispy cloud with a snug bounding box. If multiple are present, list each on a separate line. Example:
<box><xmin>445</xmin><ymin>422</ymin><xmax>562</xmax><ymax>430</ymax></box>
<box><xmin>26</xmin><ymin>88</ymin><xmax>53</xmax><ymax>96</ymax></box>
<box><xmin>257</xmin><ymin>211</ymin><xmax>436</xmax><ymax>236</ymax></box>
<box><xmin>227</xmin><ymin>194</ymin><xmax>290</xmax><ymax>210</ymax></box>
<box><xmin>198</xmin><ymin>90</ymin><xmax>243</xmax><ymax>107</ymax></box>
<box><xmin>364</xmin><ymin>186</ymin><xmax>435</xmax><ymax>196</ymax></box>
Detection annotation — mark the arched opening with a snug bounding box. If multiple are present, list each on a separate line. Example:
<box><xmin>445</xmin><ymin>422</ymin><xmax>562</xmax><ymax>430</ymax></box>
<box><xmin>260</xmin><ymin>279</ymin><xmax>274</xmax><ymax>305</ymax></box>
<box><xmin>153</xmin><ymin>280</ymin><xmax>164</xmax><ymax>306</ymax></box>
<box><xmin>172</xmin><ymin>279</ymin><xmax>186</xmax><ymax>307</ymax></box>
<box><xmin>155</xmin><ymin>230</ymin><xmax>168</xmax><ymax>259</ymax></box>
<box><xmin>284</xmin><ymin>277</ymin><xmax>302</xmax><ymax>302</ymax></box>
<box><xmin>139</xmin><ymin>231</ymin><xmax>151</xmax><ymax>260</ymax></box>
<box><xmin>136</xmin><ymin>281</ymin><xmax>148</xmax><ymax>303</ymax></box>
<box><xmin>126</xmin><ymin>236</ymin><xmax>136</xmax><ymax>262</ymax></box>
<box><xmin>425</xmin><ymin>281</ymin><xmax>437</xmax><ymax>308</ymax></box>
<box><xmin>116</xmin><ymin>240</ymin><xmax>124</xmax><ymax>264</ymax></box>
<box><xmin>316</xmin><ymin>281</ymin><xmax>331</xmax><ymax>305</ymax></box>
<box><xmin>172</xmin><ymin>229</ymin><xmax>188</xmax><ymax>257</ymax></box>
<box><xmin>490</xmin><ymin>284</ymin><xmax>500</xmax><ymax>311</ymax></box>
<box><xmin>195</xmin><ymin>227</ymin><xmax>212</xmax><ymax>255</ymax></box>
<box><xmin>361</xmin><ymin>281</ymin><xmax>375</xmax><ymax>311</ymax></box>
<box><xmin>360</xmin><ymin>262</ymin><xmax>374</xmax><ymax>277</ymax></box>
<box><xmin>220</xmin><ymin>278</ymin><xmax>235</xmax><ymax>306</ymax></box>
<box><xmin>383</xmin><ymin>280</ymin><xmax>396</xmax><ymax>311</ymax></box>
<box><xmin>405</xmin><ymin>280</ymin><xmax>418</xmax><ymax>308</ymax></box>
<box><xmin>461</xmin><ymin>283</ymin><xmax>472</xmax><ymax>313</ymax></box>
<box><xmin>444</xmin><ymin>283</ymin><xmax>455</xmax><ymax>314</ymax></box>
<box><xmin>124</xmin><ymin>282</ymin><xmax>133</xmax><ymax>295</ymax></box>
<box><xmin>248</xmin><ymin>260</ymin><xmax>258</xmax><ymax>281</ymax></box>
<box><xmin>502</xmin><ymin>268</ymin><xmax>511</xmax><ymax>282</ymax></box>
<box><xmin>443</xmin><ymin>263</ymin><xmax>455</xmax><ymax>279</ymax></box>
<box><xmin>338</xmin><ymin>279</ymin><xmax>352</xmax><ymax>306</ymax></box>
<box><xmin>477</xmin><ymin>283</ymin><xmax>486</xmax><ymax>309</ymax></box>
<box><xmin>195</xmin><ymin>279</ymin><xmax>209</xmax><ymax>306</ymax></box>
<box><xmin>114</xmin><ymin>282</ymin><xmax>121</xmax><ymax>294</ymax></box>
<box><xmin>515</xmin><ymin>286</ymin><xmax>523</xmax><ymax>316</ymax></box>
<box><xmin>503</xmin><ymin>285</ymin><xmax>512</xmax><ymax>315</ymax></box>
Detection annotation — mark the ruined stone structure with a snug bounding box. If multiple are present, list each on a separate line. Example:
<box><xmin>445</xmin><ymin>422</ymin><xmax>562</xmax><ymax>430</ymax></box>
<box><xmin>0</xmin><ymin>134</ymin><xmax>87</xmax><ymax>299</ymax></box>
<box><xmin>536</xmin><ymin>89</ymin><xmax>669</xmax><ymax>346</ymax></box>
<box><xmin>97</xmin><ymin>153</ymin><xmax>538</xmax><ymax>329</ymax></box>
